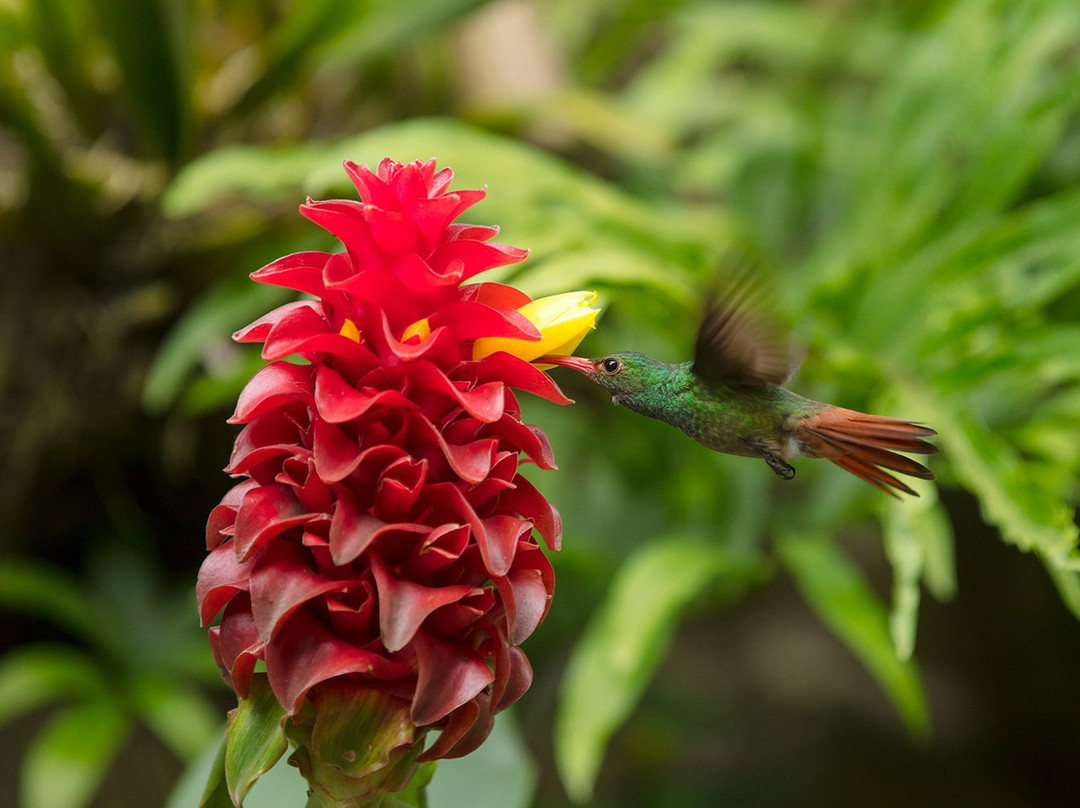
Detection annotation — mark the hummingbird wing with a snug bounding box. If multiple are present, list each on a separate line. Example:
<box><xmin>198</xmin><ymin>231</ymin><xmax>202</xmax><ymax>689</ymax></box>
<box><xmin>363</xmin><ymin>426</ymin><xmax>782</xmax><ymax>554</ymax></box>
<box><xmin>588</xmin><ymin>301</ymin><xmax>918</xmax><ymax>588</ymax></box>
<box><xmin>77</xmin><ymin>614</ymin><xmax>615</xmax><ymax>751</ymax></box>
<box><xmin>692</xmin><ymin>277</ymin><xmax>792</xmax><ymax>387</ymax></box>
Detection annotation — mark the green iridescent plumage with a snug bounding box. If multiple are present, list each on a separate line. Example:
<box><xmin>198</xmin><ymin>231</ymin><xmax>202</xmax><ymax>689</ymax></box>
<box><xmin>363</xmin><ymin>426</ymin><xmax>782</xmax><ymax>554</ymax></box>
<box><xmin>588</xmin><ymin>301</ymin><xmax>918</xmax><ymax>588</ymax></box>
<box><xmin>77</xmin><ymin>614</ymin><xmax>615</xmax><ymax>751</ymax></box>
<box><xmin>544</xmin><ymin>281</ymin><xmax>939</xmax><ymax>496</ymax></box>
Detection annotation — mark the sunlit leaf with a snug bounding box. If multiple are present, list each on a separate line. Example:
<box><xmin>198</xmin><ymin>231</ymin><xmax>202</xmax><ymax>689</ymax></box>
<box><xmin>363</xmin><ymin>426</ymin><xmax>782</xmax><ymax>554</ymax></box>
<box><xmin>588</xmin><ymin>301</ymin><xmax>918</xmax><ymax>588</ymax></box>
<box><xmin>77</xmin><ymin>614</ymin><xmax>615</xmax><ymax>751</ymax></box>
<box><xmin>822</xmin><ymin>1</ymin><xmax>1080</xmax><ymax>274</ymax></box>
<box><xmin>163</xmin><ymin>118</ymin><xmax>726</xmax><ymax>277</ymax></box>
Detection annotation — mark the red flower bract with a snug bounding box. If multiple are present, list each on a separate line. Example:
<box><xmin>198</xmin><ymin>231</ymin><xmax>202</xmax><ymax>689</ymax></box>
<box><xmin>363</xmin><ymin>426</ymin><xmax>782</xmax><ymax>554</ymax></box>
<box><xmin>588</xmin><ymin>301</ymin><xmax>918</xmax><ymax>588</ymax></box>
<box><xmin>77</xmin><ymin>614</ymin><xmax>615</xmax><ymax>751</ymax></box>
<box><xmin>197</xmin><ymin>158</ymin><xmax>569</xmax><ymax>761</ymax></box>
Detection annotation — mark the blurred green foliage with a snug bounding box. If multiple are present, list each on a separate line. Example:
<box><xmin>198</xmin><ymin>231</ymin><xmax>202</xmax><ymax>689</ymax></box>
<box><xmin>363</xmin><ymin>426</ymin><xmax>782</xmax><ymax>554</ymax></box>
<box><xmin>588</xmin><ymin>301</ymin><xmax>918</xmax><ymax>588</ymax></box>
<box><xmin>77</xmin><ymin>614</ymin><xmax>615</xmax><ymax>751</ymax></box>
<box><xmin>2</xmin><ymin>0</ymin><xmax>1079</xmax><ymax>806</ymax></box>
<box><xmin>0</xmin><ymin>547</ymin><xmax>221</xmax><ymax>808</ymax></box>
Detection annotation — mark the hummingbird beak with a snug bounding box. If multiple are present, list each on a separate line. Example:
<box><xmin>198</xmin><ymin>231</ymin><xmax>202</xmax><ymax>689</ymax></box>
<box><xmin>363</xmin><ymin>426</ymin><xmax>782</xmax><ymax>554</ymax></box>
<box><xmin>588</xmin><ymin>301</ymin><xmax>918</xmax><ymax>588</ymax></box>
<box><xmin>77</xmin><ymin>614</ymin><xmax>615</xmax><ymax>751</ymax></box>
<box><xmin>536</xmin><ymin>354</ymin><xmax>596</xmax><ymax>373</ymax></box>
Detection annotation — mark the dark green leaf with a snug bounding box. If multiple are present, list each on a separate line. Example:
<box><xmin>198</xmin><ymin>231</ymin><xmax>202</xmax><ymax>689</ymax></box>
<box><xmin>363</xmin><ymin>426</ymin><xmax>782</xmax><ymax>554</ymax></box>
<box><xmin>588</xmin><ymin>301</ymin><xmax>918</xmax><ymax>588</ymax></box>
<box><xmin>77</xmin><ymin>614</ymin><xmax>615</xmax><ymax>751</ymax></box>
<box><xmin>0</xmin><ymin>561</ymin><xmax>101</xmax><ymax>646</ymax></box>
<box><xmin>25</xmin><ymin>0</ymin><xmax>89</xmax><ymax>119</ymax></box>
<box><xmin>90</xmin><ymin>0</ymin><xmax>189</xmax><ymax>162</ymax></box>
<box><xmin>905</xmin><ymin>384</ymin><xmax>1078</xmax><ymax>564</ymax></box>
<box><xmin>130</xmin><ymin>676</ymin><xmax>223</xmax><ymax>761</ymax></box>
<box><xmin>387</xmin><ymin>761</ymin><xmax>436</xmax><ymax>808</ymax></box>
<box><xmin>22</xmin><ymin>700</ymin><xmax>131</xmax><ymax>808</ymax></box>
<box><xmin>426</xmin><ymin>711</ymin><xmax>535</xmax><ymax>808</ymax></box>
<box><xmin>226</xmin><ymin>0</ymin><xmax>366</xmax><ymax>119</ymax></box>
<box><xmin>323</xmin><ymin>0</ymin><xmax>488</xmax><ymax>69</ymax></box>
<box><xmin>0</xmin><ymin>646</ymin><xmax>107</xmax><ymax>728</ymax></box>
<box><xmin>777</xmin><ymin>532</ymin><xmax>929</xmax><ymax>737</ymax></box>
<box><xmin>142</xmin><ymin>276</ymin><xmax>290</xmax><ymax>414</ymax></box>
<box><xmin>195</xmin><ymin>738</ymin><xmax>233</xmax><ymax>808</ymax></box>
<box><xmin>555</xmin><ymin>539</ymin><xmax>759</xmax><ymax>802</ymax></box>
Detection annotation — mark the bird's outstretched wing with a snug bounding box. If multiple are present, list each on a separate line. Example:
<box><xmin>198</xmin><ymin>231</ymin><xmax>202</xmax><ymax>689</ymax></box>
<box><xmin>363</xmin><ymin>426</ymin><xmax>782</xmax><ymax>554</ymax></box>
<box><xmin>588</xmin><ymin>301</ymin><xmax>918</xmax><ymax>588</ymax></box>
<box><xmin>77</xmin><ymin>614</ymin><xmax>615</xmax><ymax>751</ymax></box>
<box><xmin>692</xmin><ymin>273</ymin><xmax>792</xmax><ymax>387</ymax></box>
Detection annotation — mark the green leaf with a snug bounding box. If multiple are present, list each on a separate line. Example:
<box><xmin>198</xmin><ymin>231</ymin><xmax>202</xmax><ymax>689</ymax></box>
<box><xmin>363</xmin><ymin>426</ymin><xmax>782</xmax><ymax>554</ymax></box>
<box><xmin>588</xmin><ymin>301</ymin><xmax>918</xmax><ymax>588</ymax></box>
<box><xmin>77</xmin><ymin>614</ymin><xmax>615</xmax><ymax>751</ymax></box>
<box><xmin>90</xmin><ymin>0</ymin><xmax>188</xmax><ymax>162</ymax></box>
<box><xmin>22</xmin><ymin>700</ymin><xmax>131</xmax><ymax>808</ymax></box>
<box><xmin>853</xmin><ymin>186</ymin><xmax>1080</xmax><ymax>363</ymax></box>
<box><xmin>166</xmin><ymin>733</ymin><xmax>239</xmax><ymax>808</ymax></box>
<box><xmin>426</xmin><ymin>710</ymin><xmax>535</xmax><ymax>808</ymax></box>
<box><xmin>555</xmin><ymin>539</ymin><xmax>758</xmax><ymax>803</ymax></box>
<box><xmin>185</xmin><ymin>742</ymin><xmax>309</xmax><ymax>808</ymax></box>
<box><xmin>507</xmin><ymin>246</ymin><xmax>698</xmax><ymax>304</ymax></box>
<box><xmin>881</xmin><ymin>484</ymin><xmax>955</xmax><ymax>660</ymax></box>
<box><xmin>625</xmin><ymin>1</ymin><xmax>831</xmax><ymax>136</ymax></box>
<box><xmin>904</xmin><ymin>383</ymin><xmax>1078</xmax><ymax>565</ymax></box>
<box><xmin>824</xmin><ymin>0</ymin><xmax>1080</xmax><ymax>271</ymax></box>
<box><xmin>322</xmin><ymin>0</ymin><xmax>488</xmax><ymax>70</ymax></box>
<box><xmin>195</xmin><ymin>738</ymin><xmax>234</xmax><ymax>808</ymax></box>
<box><xmin>387</xmin><ymin>761</ymin><xmax>436</xmax><ymax>808</ymax></box>
<box><xmin>160</xmin><ymin>140</ymin><xmax>336</xmax><ymax>218</ymax></box>
<box><xmin>307</xmin><ymin>684</ymin><xmax>415</xmax><ymax>780</ymax></box>
<box><xmin>0</xmin><ymin>7</ymin><xmax>28</xmax><ymax>52</ymax></box>
<box><xmin>130</xmin><ymin>676</ymin><xmax>223</xmax><ymax>761</ymax></box>
<box><xmin>225</xmin><ymin>674</ymin><xmax>289</xmax><ymax>807</ymax></box>
<box><xmin>162</xmin><ymin>118</ymin><xmax>726</xmax><ymax>279</ymax></box>
<box><xmin>178</xmin><ymin>349</ymin><xmax>274</xmax><ymax>416</ymax></box>
<box><xmin>25</xmin><ymin>0</ymin><xmax>90</xmax><ymax>121</ymax></box>
<box><xmin>0</xmin><ymin>645</ymin><xmax>106</xmax><ymax>728</ymax></box>
<box><xmin>0</xmin><ymin>560</ymin><xmax>102</xmax><ymax>646</ymax></box>
<box><xmin>141</xmin><ymin>276</ymin><xmax>290</xmax><ymax>414</ymax></box>
<box><xmin>916</xmin><ymin>502</ymin><xmax>958</xmax><ymax>606</ymax></box>
<box><xmin>225</xmin><ymin>0</ymin><xmax>489</xmax><ymax>121</ymax></box>
<box><xmin>1042</xmin><ymin>560</ymin><xmax>1080</xmax><ymax>622</ymax></box>
<box><xmin>777</xmin><ymin>532</ymin><xmax>929</xmax><ymax>737</ymax></box>
<box><xmin>226</xmin><ymin>0</ymin><xmax>367</xmax><ymax>120</ymax></box>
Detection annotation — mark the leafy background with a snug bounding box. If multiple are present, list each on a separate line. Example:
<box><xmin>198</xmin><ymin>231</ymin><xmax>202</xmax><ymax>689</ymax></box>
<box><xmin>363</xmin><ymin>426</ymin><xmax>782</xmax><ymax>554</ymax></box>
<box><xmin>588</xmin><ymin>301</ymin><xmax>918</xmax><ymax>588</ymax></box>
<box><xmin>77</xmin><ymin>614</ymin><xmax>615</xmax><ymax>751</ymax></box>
<box><xmin>2</xmin><ymin>0</ymin><xmax>1079</xmax><ymax>806</ymax></box>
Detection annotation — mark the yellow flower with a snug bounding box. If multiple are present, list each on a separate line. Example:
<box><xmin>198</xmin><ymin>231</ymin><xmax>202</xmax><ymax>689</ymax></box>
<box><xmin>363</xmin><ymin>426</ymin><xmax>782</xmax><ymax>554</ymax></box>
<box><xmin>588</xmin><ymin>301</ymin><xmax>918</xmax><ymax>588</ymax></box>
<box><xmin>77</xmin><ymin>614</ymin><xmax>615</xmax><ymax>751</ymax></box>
<box><xmin>400</xmin><ymin>318</ymin><xmax>431</xmax><ymax>343</ymax></box>
<box><xmin>339</xmin><ymin>319</ymin><xmax>362</xmax><ymax>343</ymax></box>
<box><xmin>472</xmin><ymin>290</ymin><xmax>600</xmax><ymax>363</ymax></box>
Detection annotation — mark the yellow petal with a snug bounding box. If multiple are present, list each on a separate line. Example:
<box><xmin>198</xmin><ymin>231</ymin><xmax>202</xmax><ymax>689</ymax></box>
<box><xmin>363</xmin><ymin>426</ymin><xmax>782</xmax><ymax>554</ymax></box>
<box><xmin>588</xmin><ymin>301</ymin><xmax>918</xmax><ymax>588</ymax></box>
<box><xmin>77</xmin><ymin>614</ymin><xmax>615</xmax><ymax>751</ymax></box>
<box><xmin>472</xmin><ymin>291</ymin><xmax>600</xmax><ymax>362</ymax></box>
<box><xmin>339</xmin><ymin>319</ymin><xmax>362</xmax><ymax>343</ymax></box>
<box><xmin>401</xmin><ymin>317</ymin><xmax>431</xmax><ymax>343</ymax></box>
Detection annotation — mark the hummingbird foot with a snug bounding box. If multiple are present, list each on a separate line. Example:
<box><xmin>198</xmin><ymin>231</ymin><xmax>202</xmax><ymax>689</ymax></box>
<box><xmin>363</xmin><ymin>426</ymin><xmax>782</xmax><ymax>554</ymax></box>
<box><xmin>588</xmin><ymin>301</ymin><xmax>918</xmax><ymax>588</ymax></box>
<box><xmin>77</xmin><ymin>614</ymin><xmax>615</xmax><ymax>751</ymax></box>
<box><xmin>762</xmin><ymin>451</ymin><xmax>795</xmax><ymax>480</ymax></box>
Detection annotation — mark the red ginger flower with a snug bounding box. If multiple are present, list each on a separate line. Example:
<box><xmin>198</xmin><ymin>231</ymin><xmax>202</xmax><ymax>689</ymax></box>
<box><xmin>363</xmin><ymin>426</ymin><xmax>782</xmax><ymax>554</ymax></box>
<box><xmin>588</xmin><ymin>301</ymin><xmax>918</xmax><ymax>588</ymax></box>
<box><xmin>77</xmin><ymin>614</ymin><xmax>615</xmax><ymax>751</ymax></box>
<box><xmin>197</xmin><ymin>158</ymin><xmax>597</xmax><ymax>793</ymax></box>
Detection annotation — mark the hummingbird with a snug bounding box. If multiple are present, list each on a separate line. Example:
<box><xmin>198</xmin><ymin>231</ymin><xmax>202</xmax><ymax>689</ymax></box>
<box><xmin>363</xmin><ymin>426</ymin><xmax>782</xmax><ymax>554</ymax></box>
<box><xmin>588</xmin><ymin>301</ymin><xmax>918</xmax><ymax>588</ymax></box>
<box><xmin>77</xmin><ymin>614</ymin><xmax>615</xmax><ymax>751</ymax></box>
<box><xmin>541</xmin><ymin>281</ymin><xmax>938</xmax><ymax>497</ymax></box>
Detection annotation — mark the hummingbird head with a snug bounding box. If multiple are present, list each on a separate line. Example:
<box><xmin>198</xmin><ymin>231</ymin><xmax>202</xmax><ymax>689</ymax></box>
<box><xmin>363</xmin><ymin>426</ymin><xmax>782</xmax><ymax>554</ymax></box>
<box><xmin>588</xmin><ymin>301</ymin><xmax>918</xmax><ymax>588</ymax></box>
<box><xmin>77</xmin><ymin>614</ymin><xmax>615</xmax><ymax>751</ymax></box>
<box><xmin>539</xmin><ymin>351</ymin><xmax>668</xmax><ymax>406</ymax></box>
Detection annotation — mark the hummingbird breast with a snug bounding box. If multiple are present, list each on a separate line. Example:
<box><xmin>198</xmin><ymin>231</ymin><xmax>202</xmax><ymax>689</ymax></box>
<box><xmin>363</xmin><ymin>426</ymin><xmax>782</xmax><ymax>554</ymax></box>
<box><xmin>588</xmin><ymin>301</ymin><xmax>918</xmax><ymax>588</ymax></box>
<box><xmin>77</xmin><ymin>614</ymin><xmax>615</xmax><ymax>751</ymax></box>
<box><xmin>602</xmin><ymin>360</ymin><xmax>824</xmax><ymax>460</ymax></box>
<box><xmin>669</xmin><ymin>379</ymin><xmax>822</xmax><ymax>460</ymax></box>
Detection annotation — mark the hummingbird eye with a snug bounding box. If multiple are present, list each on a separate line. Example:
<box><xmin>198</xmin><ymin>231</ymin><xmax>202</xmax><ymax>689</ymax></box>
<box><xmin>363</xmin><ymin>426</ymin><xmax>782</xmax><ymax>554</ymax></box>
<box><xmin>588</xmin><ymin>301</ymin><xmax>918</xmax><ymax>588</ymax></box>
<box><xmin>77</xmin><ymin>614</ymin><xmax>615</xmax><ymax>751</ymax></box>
<box><xmin>600</xmin><ymin>357</ymin><xmax>621</xmax><ymax>374</ymax></box>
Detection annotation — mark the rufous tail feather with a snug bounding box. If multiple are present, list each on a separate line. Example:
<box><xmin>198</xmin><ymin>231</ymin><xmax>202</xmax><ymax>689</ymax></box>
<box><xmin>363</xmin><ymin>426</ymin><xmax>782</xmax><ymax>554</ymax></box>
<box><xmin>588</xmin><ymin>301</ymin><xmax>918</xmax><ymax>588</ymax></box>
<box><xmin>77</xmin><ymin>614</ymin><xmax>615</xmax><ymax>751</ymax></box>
<box><xmin>796</xmin><ymin>407</ymin><xmax>939</xmax><ymax>498</ymax></box>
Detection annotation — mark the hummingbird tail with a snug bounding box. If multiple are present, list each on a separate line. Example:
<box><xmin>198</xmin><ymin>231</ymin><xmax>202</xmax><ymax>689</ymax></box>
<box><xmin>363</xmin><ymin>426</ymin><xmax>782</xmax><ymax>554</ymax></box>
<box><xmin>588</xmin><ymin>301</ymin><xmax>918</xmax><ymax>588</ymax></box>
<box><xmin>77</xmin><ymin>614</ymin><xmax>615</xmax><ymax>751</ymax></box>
<box><xmin>796</xmin><ymin>408</ymin><xmax>939</xmax><ymax>497</ymax></box>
